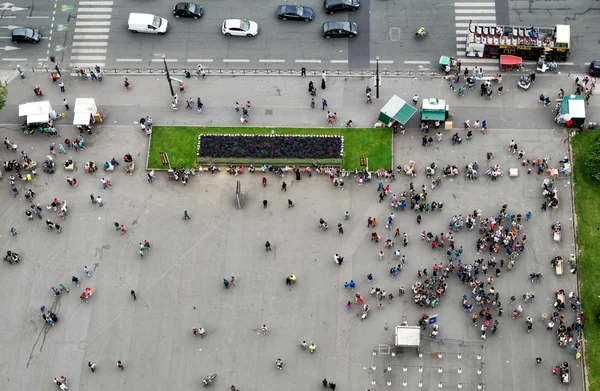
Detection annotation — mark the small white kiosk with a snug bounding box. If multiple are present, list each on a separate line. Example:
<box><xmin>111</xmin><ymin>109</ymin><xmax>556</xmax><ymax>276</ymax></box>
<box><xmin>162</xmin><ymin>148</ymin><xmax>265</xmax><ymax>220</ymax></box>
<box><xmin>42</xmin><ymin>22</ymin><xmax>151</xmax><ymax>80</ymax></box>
<box><xmin>73</xmin><ymin>98</ymin><xmax>101</xmax><ymax>126</ymax></box>
<box><xmin>395</xmin><ymin>325</ymin><xmax>421</xmax><ymax>354</ymax></box>
<box><xmin>18</xmin><ymin>101</ymin><xmax>56</xmax><ymax>124</ymax></box>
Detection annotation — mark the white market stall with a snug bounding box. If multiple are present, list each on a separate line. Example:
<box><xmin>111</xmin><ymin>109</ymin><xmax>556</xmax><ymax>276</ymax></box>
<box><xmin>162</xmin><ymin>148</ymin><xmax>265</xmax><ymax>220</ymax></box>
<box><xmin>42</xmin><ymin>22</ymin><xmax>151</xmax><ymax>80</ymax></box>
<box><xmin>73</xmin><ymin>98</ymin><xmax>102</xmax><ymax>126</ymax></box>
<box><xmin>18</xmin><ymin>101</ymin><xmax>56</xmax><ymax>124</ymax></box>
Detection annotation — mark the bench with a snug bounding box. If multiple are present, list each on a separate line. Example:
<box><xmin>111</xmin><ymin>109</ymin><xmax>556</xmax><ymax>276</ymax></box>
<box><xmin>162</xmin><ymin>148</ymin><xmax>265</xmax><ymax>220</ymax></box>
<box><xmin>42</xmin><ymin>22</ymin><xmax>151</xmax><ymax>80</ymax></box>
<box><xmin>160</xmin><ymin>152</ymin><xmax>169</xmax><ymax>166</ymax></box>
<box><xmin>555</xmin><ymin>260</ymin><xmax>563</xmax><ymax>275</ymax></box>
<box><xmin>509</xmin><ymin>168</ymin><xmax>518</xmax><ymax>177</ymax></box>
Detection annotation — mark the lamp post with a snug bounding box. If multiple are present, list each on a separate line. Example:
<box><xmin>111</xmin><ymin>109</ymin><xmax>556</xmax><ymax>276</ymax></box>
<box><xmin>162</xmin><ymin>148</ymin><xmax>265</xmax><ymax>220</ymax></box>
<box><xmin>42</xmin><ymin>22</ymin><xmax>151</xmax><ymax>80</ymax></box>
<box><xmin>375</xmin><ymin>56</ymin><xmax>380</xmax><ymax>99</ymax></box>
<box><xmin>162</xmin><ymin>55</ymin><xmax>175</xmax><ymax>97</ymax></box>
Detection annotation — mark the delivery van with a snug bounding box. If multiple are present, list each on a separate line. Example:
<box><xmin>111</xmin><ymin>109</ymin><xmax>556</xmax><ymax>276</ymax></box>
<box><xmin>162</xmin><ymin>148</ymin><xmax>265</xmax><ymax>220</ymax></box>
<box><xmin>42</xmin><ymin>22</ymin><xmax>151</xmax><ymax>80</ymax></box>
<box><xmin>128</xmin><ymin>13</ymin><xmax>169</xmax><ymax>34</ymax></box>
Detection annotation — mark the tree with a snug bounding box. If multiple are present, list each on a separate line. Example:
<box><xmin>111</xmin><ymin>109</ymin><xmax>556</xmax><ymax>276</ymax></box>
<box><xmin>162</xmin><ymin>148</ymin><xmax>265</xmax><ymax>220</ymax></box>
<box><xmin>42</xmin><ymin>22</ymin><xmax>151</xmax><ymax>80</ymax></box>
<box><xmin>0</xmin><ymin>83</ymin><xmax>7</xmax><ymax>110</ymax></box>
<box><xmin>584</xmin><ymin>130</ymin><xmax>600</xmax><ymax>181</ymax></box>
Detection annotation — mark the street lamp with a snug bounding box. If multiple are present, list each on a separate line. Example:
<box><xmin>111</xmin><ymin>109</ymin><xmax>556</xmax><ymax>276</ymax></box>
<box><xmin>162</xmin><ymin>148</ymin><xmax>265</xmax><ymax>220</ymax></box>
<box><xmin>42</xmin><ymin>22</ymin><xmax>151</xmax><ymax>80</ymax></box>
<box><xmin>375</xmin><ymin>56</ymin><xmax>380</xmax><ymax>99</ymax></box>
<box><xmin>162</xmin><ymin>54</ymin><xmax>175</xmax><ymax>97</ymax></box>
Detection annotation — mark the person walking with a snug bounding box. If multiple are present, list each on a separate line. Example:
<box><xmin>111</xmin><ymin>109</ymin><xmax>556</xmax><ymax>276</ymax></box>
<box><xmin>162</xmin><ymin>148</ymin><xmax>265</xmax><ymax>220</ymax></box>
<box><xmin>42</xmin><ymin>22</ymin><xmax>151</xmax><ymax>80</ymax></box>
<box><xmin>96</xmin><ymin>196</ymin><xmax>103</xmax><ymax>206</ymax></box>
<box><xmin>197</xmin><ymin>97</ymin><xmax>203</xmax><ymax>113</ymax></box>
<box><xmin>281</xmin><ymin>182</ymin><xmax>287</xmax><ymax>191</ymax></box>
<box><xmin>413</xmin><ymin>94</ymin><xmax>419</xmax><ymax>104</ymax></box>
<box><xmin>88</xmin><ymin>361</ymin><xmax>96</xmax><ymax>372</ymax></box>
<box><xmin>63</xmin><ymin>99</ymin><xmax>69</xmax><ymax>110</ymax></box>
<box><xmin>262</xmin><ymin>177</ymin><xmax>268</xmax><ymax>187</ymax></box>
<box><xmin>131</xmin><ymin>290</ymin><xmax>137</xmax><ymax>300</ymax></box>
<box><xmin>322</xmin><ymin>98</ymin><xmax>328</xmax><ymax>110</ymax></box>
<box><xmin>366</xmin><ymin>92</ymin><xmax>372</xmax><ymax>103</ymax></box>
<box><xmin>10</xmin><ymin>227</ymin><xmax>17</xmax><ymax>237</ymax></box>
<box><xmin>338</xmin><ymin>223</ymin><xmax>344</xmax><ymax>234</ymax></box>
<box><xmin>117</xmin><ymin>360</ymin><xmax>125</xmax><ymax>371</ymax></box>
<box><xmin>265</xmin><ymin>241</ymin><xmax>272</xmax><ymax>251</ymax></box>
<box><xmin>321</xmin><ymin>71</ymin><xmax>326</xmax><ymax>89</ymax></box>
<box><xmin>84</xmin><ymin>265</ymin><xmax>91</xmax><ymax>278</ymax></box>
<box><xmin>183</xmin><ymin>210</ymin><xmax>190</xmax><ymax>220</ymax></box>
<box><xmin>120</xmin><ymin>225</ymin><xmax>126</xmax><ymax>234</ymax></box>
<box><xmin>309</xmin><ymin>343</ymin><xmax>316</xmax><ymax>353</ymax></box>
<box><xmin>58</xmin><ymin>82</ymin><xmax>65</xmax><ymax>92</ymax></box>
<box><xmin>139</xmin><ymin>249</ymin><xmax>144</xmax><ymax>259</ymax></box>
<box><xmin>90</xmin><ymin>194</ymin><xmax>97</xmax><ymax>204</ymax></box>
<box><xmin>90</xmin><ymin>71</ymin><xmax>98</xmax><ymax>81</ymax></box>
<box><xmin>322</xmin><ymin>379</ymin><xmax>328</xmax><ymax>388</ymax></box>
<box><xmin>288</xmin><ymin>199</ymin><xmax>294</xmax><ymax>208</ymax></box>
<box><xmin>186</xmin><ymin>98</ymin><xmax>193</xmax><ymax>110</ymax></box>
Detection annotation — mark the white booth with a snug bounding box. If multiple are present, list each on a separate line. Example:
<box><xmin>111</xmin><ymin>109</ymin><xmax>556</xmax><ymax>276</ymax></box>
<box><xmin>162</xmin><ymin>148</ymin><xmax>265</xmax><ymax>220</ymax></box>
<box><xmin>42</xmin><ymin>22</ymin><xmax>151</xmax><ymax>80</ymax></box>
<box><xmin>73</xmin><ymin>98</ymin><xmax>101</xmax><ymax>126</ymax></box>
<box><xmin>18</xmin><ymin>101</ymin><xmax>56</xmax><ymax>124</ymax></box>
<box><xmin>395</xmin><ymin>325</ymin><xmax>421</xmax><ymax>354</ymax></box>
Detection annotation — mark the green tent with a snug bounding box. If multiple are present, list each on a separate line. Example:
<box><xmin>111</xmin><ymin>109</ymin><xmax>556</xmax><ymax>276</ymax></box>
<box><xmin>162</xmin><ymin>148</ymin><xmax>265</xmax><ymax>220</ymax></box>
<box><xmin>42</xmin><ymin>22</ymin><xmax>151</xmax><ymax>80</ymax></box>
<box><xmin>378</xmin><ymin>95</ymin><xmax>417</xmax><ymax>126</ymax></box>
<box><xmin>421</xmin><ymin>98</ymin><xmax>448</xmax><ymax>121</ymax></box>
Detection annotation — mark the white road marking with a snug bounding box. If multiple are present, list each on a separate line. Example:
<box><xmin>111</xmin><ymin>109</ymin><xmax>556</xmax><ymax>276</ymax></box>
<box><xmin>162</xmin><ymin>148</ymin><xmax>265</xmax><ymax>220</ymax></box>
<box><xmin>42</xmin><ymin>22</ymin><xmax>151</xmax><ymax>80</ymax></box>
<box><xmin>73</xmin><ymin>35</ymin><xmax>109</xmax><ymax>40</ymax></box>
<box><xmin>37</xmin><ymin>58</ymin><xmax>48</xmax><ymax>61</ymax></box>
<box><xmin>77</xmin><ymin>8</ymin><xmax>113</xmax><ymax>13</ymax></box>
<box><xmin>76</xmin><ymin>14</ymin><xmax>111</xmax><ymax>19</ymax></box>
<box><xmin>71</xmin><ymin>48</ymin><xmax>107</xmax><ymax>53</ymax></box>
<box><xmin>456</xmin><ymin>22</ymin><xmax>495</xmax><ymax>27</ymax></box>
<box><xmin>454</xmin><ymin>2</ymin><xmax>496</xmax><ymax>6</ymax></box>
<box><xmin>456</xmin><ymin>30</ymin><xmax>468</xmax><ymax>35</ymax></box>
<box><xmin>69</xmin><ymin>63</ymin><xmax>105</xmax><ymax>67</ymax></box>
<box><xmin>151</xmin><ymin>58</ymin><xmax>177</xmax><ymax>62</ymax></box>
<box><xmin>70</xmin><ymin>55</ymin><xmax>106</xmax><ymax>60</ymax></box>
<box><xmin>330</xmin><ymin>60</ymin><xmax>348</xmax><ymax>63</ymax></box>
<box><xmin>295</xmin><ymin>59</ymin><xmax>321</xmax><ymax>63</ymax></box>
<box><xmin>187</xmin><ymin>59</ymin><xmax>214</xmax><ymax>62</ymax></box>
<box><xmin>455</xmin><ymin>16</ymin><xmax>496</xmax><ymax>20</ymax></box>
<box><xmin>259</xmin><ymin>59</ymin><xmax>285</xmax><ymax>63</ymax></box>
<box><xmin>223</xmin><ymin>59</ymin><xmax>250</xmax><ymax>63</ymax></box>
<box><xmin>456</xmin><ymin>43</ymin><xmax>466</xmax><ymax>49</ymax></box>
<box><xmin>73</xmin><ymin>41</ymin><xmax>108</xmax><ymax>46</ymax></box>
<box><xmin>76</xmin><ymin>21</ymin><xmax>111</xmax><ymax>26</ymax></box>
<box><xmin>116</xmin><ymin>59</ymin><xmax>143</xmax><ymax>62</ymax></box>
<box><xmin>455</xmin><ymin>9</ymin><xmax>496</xmax><ymax>13</ymax></box>
<box><xmin>404</xmin><ymin>60</ymin><xmax>431</xmax><ymax>64</ymax></box>
<box><xmin>74</xmin><ymin>28</ymin><xmax>110</xmax><ymax>33</ymax></box>
<box><xmin>79</xmin><ymin>1</ymin><xmax>114</xmax><ymax>5</ymax></box>
<box><xmin>370</xmin><ymin>60</ymin><xmax>393</xmax><ymax>64</ymax></box>
<box><xmin>0</xmin><ymin>16</ymin><xmax>16</xmax><ymax>19</ymax></box>
<box><xmin>2</xmin><ymin>58</ymin><xmax>27</xmax><ymax>61</ymax></box>
<box><xmin>26</xmin><ymin>16</ymin><xmax>50</xmax><ymax>19</ymax></box>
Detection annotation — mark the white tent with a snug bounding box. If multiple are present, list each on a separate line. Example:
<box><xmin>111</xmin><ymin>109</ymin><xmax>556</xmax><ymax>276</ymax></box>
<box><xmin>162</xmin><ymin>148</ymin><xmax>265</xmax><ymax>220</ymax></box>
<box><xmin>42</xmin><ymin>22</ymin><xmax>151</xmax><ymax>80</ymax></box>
<box><xmin>18</xmin><ymin>101</ymin><xmax>54</xmax><ymax>124</ymax></box>
<box><xmin>73</xmin><ymin>98</ymin><xmax>98</xmax><ymax>125</ymax></box>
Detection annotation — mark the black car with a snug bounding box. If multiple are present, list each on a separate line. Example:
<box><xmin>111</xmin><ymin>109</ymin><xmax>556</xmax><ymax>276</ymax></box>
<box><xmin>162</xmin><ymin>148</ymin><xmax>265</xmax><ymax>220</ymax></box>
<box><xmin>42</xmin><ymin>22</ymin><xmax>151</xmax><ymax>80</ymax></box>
<box><xmin>323</xmin><ymin>0</ymin><xmax>360</xmax><ymax>15</ymax></box>
<box><xmin>276</xmin><ymin>5</ymin><xmax>314</xmax><ymax>22</ymax></box>
<box><xmin>589</xmin><ymin>60</ymin><xmax>600</xmax><ymax>76</ymax></box>
<box><xmin>322</xmin><ymin>21</ymin><xmax>357</xmax><ymax>39</ymax></box>
<box><xmin>11</xmin><ymin>28</ymin><xmax>41</xmax><ymax>44</ymax></box>
<box><xmin>173</xmin><ymin>2</ymin><xmax>203</xmax><ymax>19</ymax></box>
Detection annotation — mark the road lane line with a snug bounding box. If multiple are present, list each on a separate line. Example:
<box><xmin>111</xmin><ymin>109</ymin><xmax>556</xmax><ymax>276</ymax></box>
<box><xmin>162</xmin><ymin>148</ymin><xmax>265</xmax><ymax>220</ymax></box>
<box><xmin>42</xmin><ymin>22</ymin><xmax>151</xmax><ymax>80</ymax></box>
<box><xmin>456</xmin><ymin>22</ymin><xmax>495</xmax><ymax>27</ymax></box>
<box><xmin>187</xmin><ymin>59</ymin><xmax>214</xmax><ymax>62</ymax></box>
<box><xmin>370</xmin><ymin>60</ymin><xmax>393</xmax><ymax>64</ymax></box>
<box><xmin>459</xmin><ymin>58</ymin><xmax>499</xmax><ymax>63</ymax></box>
<box><xmin>295</xmin><ymin>59</ymin><xmax>321</xmax><ymax>63</ymax></box>
<box><xmin>2</xmin><ymin>58</ymin><xmax>27</xmax><ymax>61</ymax></box>
<box><xmin>223</xmin><ymin>59</ymin><xmax>250</xmax><ymax>63</ymax></box>
<box><xmin>73</xmin><ymin>35</ymin><xmax>109</xmax><ymax>40</ymax></box>
<box><xmin>74</xmin><ymin>28</ymin><xmax>110</xmax><ymax>33</ymax></box>
<box><xmin>259</xmin><ymin>59</ymin><xmax>285</xmax><ymax>63</ymax></box>
<box><xmin>70</xmin><ymin>56</ymin><xmax>106</xmax><ymax>61</ymax></box>
<box><xmin>455</xmin><ymin>16</ymin><xmax>496</xmax><ymax>20</ymax></box>
<box><xmin>77</xmin><ymin>8</ymin><xmax>113</xmax><ymax>13</ymax></box>
<box><xmin>454</xmin><ymin>2</ymin><xmax>496</xmax><ymax>6</ymax></box>
<box><xmin>116</xmin><ymin>59</ymin><xmax>143</xmax><ymax>62</ymax></box>
<box><xmin>76</xmin><ymin>14</ymin><xmax>111</xmax><ymax>19</ymax></box>
<box><xmin>69</xmin><ymin>63</ymin><xmax>105</xmax><ymax>67</ymax></box>
<box><xmin>330</xmin><ymin>60</ymin><xmax>348</xmax><ymax>63</ymax></box>
<box><xmin>26</xmin><ymin>16</ymin><xmax>50</xmax><ymax>19</ymax></box>
<box><xmin>73</xmin><ymin>41</ymin><xmax>108</xmax><ymax>46</ymax></box>
<box><xmin>76</xmin><ymin>21</ymin><xmax>111</xmax><ymax>26</ymax></box>
<box><xmin>455</xmin><ymin>9</ymin><xmax>496</xmax><ymax>13</ymax></box>
<box><xmin>79</xmin><ymin>1</ymin><xmax>114</xmax><ymax>5</ymax></box>
<box><xmin>404</xmin><ymin>60</ymin><xmax>431</xmax><ymax>64</ymax></box>
<box><xmin>71</xmin><ymin>48</ymin><xmax>107</xmax><ymax>53</ymax></box>
<box><xmin>151</xmin><ymin>58</ymin><xmax>178</xmax><ymax>62</ymax></box>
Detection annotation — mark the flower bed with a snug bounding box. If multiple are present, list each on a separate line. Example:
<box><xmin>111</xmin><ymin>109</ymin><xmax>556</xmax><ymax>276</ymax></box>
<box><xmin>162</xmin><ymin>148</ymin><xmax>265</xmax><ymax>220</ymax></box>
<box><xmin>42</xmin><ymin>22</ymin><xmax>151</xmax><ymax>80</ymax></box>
<box><xmin>197</xmin><ymin>134</ymin><xmax>343</xmax><ymax>160</ymax></box>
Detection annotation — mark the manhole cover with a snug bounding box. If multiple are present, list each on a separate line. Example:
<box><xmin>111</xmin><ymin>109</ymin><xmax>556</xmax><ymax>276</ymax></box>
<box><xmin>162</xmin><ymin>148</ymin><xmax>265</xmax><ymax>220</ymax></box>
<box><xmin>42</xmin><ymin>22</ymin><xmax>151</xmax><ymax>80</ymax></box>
<box><xmin>265</xmin><ymin>109</ymin><xmax>273</xmax><ymax>116</ymax></box>
<box><xmin>389</xmin><ymin>27</ymin><xmax>401</xmax><ymax>42</ymax></box>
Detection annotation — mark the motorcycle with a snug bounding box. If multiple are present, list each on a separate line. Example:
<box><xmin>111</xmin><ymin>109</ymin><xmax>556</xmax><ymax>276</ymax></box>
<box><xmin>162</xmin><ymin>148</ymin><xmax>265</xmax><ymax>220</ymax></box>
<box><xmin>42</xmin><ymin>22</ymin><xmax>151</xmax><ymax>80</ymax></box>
<box><xmin>451</xmin><ymin>133</ymin><xmax>462</xmax><ymax>145</ymax></box>
<box><xmin>414</xmin><ymin>28</ymin><xmax>428</xmax><ymax>38</ymax></box>
<box><xmin>202</xmin><ymin>373</ymin><xmax>217</xmax><ymax>387</ymax></box>
<box><xmin>275</xmin><ymin>359</ymin><xmax>284</xmax><ymax>370</ymax></box>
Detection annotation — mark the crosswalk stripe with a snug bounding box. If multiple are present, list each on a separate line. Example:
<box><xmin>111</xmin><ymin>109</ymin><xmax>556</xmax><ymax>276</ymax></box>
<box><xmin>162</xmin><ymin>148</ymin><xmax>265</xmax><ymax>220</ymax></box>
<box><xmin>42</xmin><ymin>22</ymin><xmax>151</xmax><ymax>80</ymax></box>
<box><xmin>456</xmin><ymin>30</ymin><xmax>469</xmax><ymax>35</ymax></box>
<box><xmin>69</xmin><ymin>63</ymin><xmax>105</xmax><ymax>67</ymax></box>
<box><xmin>456</xmin><ymin>43</ymin><xmax>466</xmax><ymax>49</ymax></box>
<box><xmin>74</xmin><ymin>28</ymin><xmax>110</xmax><ymax>33</ymax></box>
<box><xmin>73</xmin><ymin>41</ymin><xmax>108</xmax><ymax>46</ymax></box>
<box><xmin>455</xmin><ymin>9</ymin><xmax>496</xmax><ymax>13</ymax></box>
<box><xmin>73</xmin><ymin>35</ymin><xmax>109</xmax><ymax>40</ymax></box>
<box><xmin>77</xmin><ymin>8</ymin><xmax>113</xmax><ymax>12</ymax></box>
<box><xmin>79</xmin><ymin>1</ymin><xmax>114</xmax><ymax>5</ymax></box>
<box><xmin>455</xmin><ymin>22</ymin><xmax>495</xmax><ymax>27</ymax></box>
<box><xmin>454</xmin><ymin>2</ymin><xmax>495</xmax><ymax>6</ymax></box>
<box><xmin>76</xmin><ymin>21</ymin><xmax>111</xmax><ymax>26</ymax></box>
<box><xmin>71</xmin><ymin>48</ymin><xmax>108</xmax><ymax>53</ymax></box>
<box><xmin>455</xmin><ymin>15</ymin><xmax>496</xmax><ymax>20</ymax></box>
<box><xmin>70</xmin><ymin>56</ymin><xmax>106</xmax><ymax>60</ymax></box>
<box><xmin>76</xmin><ymin>14</ymin><xmax>111</xmax><ymax>19</ymax></box>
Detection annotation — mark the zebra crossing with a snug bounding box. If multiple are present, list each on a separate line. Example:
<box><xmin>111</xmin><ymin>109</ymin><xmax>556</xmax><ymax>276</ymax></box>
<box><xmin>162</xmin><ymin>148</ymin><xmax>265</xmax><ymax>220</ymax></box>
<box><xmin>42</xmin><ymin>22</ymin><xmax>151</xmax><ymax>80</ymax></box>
<box><xmin>454</xmin><ymin>1</ymin><xmax>498</xmax><ymax>72</ymax></box>
<box><xmin>70</xmin><ymin>0</ymin><xmax>112</xmax><ymax>68</ymax></box>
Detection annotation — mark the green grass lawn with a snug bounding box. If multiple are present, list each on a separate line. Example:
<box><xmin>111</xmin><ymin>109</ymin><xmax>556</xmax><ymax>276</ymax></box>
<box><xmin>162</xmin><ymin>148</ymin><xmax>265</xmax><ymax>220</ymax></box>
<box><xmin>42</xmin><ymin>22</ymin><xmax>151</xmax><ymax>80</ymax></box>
<box><xmin>571</xmin><ymin>131</ymin><xmax>600</xmax><ymax>388</ymax></box>
<box><xmin>147</xmin><ymin>126</ymin><xmax>392</xmax><ymax>171</ymax></box>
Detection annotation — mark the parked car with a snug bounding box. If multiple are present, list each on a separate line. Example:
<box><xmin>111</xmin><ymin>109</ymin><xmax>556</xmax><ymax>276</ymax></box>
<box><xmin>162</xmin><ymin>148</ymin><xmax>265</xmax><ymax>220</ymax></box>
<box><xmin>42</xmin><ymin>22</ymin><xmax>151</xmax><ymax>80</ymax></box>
<box><xmin>323</xmin><ymin>0</ymin><xmax>360</xmax><ymax>15</ymax></box>
<box><xmin>276</xmin><ymin>5</ymin><xmax>314</xmax><ymax>21</ymax></box>
<box><xmin>222</xmin><ymin>19</ymin><xmax>258</xmax><ymax>37</ymax></box>
<box><xmin>173</xmin><ymin>2</ymin><xmax>203</xmax><ymax>19</ymax></box>
<box><xmin>322</xmin><ymin>21</ymin><xmax>357</xmax><ymax>39</ymax></box>
<box><xmin>589</xmin><ymin>60</ymin><xmax>600</xmax><ymax>76</ymax></box>
<box><xmin>11</xmin><ymin>28</ymin><xmax>41</xmax><ymax>44</ymax></box>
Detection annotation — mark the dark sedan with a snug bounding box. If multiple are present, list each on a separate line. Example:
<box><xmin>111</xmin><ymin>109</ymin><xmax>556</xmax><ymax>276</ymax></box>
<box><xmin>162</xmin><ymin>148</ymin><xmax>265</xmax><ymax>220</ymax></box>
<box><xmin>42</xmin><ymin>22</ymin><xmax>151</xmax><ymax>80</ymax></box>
<box><xmin>589</xmin><ymin>60</ymin><xmax>600</xmax><ymax>76</ymax></box>
<box><xmin>173</xmin><ymin>2</ymin><xmax>203</xmax><ymax>19</ymax></box>
<box><xmin>322</xmin><ymin>21</ymin><xmax>357</xmax><ymax>39</ymax></box>
<box><xmin>276</xmin><ymin>5</ymin><xmax>314</xmax><ymax>21</ymax></box>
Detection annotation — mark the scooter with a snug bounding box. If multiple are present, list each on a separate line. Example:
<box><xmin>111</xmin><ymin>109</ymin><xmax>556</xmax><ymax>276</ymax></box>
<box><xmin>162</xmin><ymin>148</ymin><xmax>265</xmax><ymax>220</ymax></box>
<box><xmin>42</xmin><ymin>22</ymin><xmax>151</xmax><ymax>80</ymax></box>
<box><xmin>202</xmin><ymin>373</ymin><xmax>217</xmax><ymax>387</ymax></box>
<box><xmin>414</xmin><ymin>28</ymin><xmax>428</xmax><ymax>38</ymax></box>
<box><xmin>452</xmin><ymin>133</ymin><xmax>462</xmax><ymax>145</ymax></box>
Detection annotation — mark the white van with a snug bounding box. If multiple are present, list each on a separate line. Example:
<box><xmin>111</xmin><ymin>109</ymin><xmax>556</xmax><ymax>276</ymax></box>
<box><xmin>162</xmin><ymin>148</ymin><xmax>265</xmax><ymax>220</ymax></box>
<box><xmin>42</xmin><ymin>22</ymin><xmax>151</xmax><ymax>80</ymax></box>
<box><xmin>128</xmin><ymin>13</ymin><xmax>169</xmax><ymax>34</ymax></box>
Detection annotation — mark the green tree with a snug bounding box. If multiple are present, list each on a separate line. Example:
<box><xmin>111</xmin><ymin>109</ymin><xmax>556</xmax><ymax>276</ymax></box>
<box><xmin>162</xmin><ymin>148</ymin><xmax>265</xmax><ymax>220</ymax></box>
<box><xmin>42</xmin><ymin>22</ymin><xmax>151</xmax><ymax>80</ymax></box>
<box><xmin>0</xmin><ymin>83</ymin><xmax>8</xmax><ymax>110</ymax></box>
<box><xmin>584</xmin><ymin>130</ymin><xmax>600</xmax><ymax>181</ymax></box>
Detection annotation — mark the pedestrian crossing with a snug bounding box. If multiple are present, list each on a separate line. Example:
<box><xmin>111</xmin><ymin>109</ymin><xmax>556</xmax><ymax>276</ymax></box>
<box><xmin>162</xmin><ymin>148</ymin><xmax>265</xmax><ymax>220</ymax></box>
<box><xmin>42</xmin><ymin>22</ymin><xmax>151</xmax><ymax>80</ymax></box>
<box><xmin>70</xmin><ymin>0</ymin><xmax>112</xmax><ymax>68</ymax></box>
<box><xmin>454</xmin><ymin>1</ymin><xmax>498</xmax><ymax>72</ymax></box>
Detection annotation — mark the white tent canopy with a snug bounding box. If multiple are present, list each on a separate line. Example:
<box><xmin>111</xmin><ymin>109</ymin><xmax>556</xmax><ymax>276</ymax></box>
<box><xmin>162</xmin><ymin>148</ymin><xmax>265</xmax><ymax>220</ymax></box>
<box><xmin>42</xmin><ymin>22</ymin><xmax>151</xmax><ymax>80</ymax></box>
<box><xmin>18</xmin><ymin>101</ymin><xmax>54</xmax><ymax>124</ymax></box>
<box><xmin>73</xmin><ymin>98</ymin><xmax>98</xmax><ymax>125</ymax></box>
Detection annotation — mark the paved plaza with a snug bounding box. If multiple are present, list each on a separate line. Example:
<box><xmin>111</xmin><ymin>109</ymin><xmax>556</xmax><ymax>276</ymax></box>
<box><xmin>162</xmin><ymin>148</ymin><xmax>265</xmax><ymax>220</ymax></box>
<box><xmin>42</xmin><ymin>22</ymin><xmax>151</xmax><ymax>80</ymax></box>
<box><xmin>0</xmin><ymin>72</ymin><xmax>583</xmax><ymax>391</ymax></box>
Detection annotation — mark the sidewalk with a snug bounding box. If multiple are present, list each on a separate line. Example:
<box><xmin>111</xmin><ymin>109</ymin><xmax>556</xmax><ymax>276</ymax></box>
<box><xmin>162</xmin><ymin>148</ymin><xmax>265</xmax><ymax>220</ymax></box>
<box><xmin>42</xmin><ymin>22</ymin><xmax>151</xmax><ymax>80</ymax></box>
<box><xmin>0</xmin><ymin>71</ymin><xmax>589</xmax><ymax>130</ymax></box>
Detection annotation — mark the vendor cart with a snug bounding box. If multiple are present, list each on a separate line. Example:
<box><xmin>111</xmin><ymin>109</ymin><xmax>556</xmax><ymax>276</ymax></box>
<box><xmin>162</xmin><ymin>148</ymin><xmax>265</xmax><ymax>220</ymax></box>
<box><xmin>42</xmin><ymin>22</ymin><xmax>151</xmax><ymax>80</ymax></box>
<box><xmin>18</xmin><ymin>101</ymin><xmax>57</xmax><ymax>125</ymax></box>
<box><xmin>500</xmin><ymin>55</ymin><xmax>523</xmax><ymax>70</ymax></box>
<box><xmin>421</xmin><ymin>98</ymin><xmax>451</xmax><ymax>129</ymax></box>
<box><xmin>73</xmin><ymin>98</ymin><xmax>102</xmax><ymax>128</ymax></box>
<box><xmin>555</xmin><ymin>95</ymin><xmax>585</xmax><ymax>128</ymax></box>
<box><xmin>439</xmin><ymin>55</ymin><xmax>458</xmax><ymax>72</ymax></box>
<box><xmin>377</xmin><ymin>95</ymin><xmax>417</xmax><ymax>127</ymax></box>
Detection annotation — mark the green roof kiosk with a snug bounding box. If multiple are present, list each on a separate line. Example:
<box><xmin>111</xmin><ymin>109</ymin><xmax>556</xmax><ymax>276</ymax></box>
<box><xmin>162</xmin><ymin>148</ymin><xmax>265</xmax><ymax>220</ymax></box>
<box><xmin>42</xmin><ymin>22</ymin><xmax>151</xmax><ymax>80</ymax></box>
<box><xmin>421</xmin><ymin>98</ymin><xmax>451</xmax><ymax>129</ymax></box>
<box><xmin>378</xmin><ymin>95</ymin><xmax>417</xmax><ymax>127</ymax></box>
